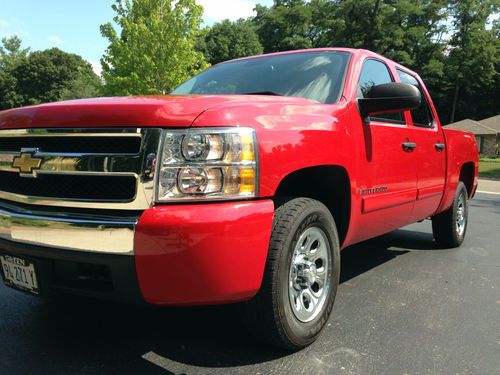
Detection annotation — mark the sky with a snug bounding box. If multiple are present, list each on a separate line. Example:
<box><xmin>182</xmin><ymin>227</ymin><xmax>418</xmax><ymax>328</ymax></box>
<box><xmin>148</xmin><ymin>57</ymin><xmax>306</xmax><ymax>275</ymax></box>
<box><xmin>0</xmin><ymin>0</ymin><xmax>274</xmax><ymax>76</ymax></box>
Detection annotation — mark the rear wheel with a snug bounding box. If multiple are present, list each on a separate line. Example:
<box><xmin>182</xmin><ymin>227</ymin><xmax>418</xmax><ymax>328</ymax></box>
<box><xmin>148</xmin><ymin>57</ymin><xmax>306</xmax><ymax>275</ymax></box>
<box><xmin>241</xmin><ymin>197</ymin><xmax>340</xmax><ymax>350</ymax></box>
<box><xmin>432</xmin><ymin>182</ymin><xmax>469</xmax><ymax>248</ymax></box>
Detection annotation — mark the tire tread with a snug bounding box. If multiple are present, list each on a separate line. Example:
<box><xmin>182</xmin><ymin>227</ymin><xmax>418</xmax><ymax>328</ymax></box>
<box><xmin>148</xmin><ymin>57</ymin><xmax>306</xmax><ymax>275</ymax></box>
<box><xmin>432</xmin><ymin>182</ymin><xmax>468</xmax><ymax>248</ymax></box>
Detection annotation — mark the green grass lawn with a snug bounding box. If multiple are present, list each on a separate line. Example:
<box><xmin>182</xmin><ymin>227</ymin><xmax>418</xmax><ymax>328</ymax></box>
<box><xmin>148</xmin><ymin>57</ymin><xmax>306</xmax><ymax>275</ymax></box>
<box><xmin>479</xmin><ymin>158</ymin><xmax>500</xmax><ymax>180</ymax></box>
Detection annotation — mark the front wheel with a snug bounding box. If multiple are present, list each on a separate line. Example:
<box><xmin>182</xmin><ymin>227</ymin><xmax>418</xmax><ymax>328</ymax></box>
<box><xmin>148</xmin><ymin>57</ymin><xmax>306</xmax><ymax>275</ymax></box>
<box><xmin>241</xmin><ymin>197</ymin><xmax>340</xmax><ymax>350</ymax></box>
<box><xmin>432</xmin><ymin>182</ymin><xmax>469</xmax><ymax>248</ymax></box>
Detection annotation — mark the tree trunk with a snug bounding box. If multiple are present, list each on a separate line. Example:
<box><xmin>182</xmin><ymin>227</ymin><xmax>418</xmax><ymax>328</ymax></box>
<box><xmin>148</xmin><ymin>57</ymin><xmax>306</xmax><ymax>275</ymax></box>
<box><xmin>365</xmin><ymin>0</ymin><xmax>381</xmax><ymax>50</ymax></box>
<box><xmin>450</xmin><ymin>81</ymin><xmax>460</xmax><ymax>124</ymax></box>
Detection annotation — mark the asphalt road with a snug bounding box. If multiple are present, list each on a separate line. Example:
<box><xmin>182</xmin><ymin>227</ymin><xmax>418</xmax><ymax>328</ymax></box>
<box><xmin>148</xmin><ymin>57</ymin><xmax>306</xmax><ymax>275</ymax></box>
<box><xmin>1</xmin><ymin>193</ymin><xmax>499</xmax><ymax>375</ymax></box>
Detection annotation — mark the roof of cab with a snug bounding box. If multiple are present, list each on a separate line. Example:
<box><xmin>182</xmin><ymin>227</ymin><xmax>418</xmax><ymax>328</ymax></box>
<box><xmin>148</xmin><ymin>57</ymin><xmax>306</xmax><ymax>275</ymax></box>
<box><xmin>219</xmin><ymin>47</ymin><xmax>357</xmax><ymax>65</ymax></box>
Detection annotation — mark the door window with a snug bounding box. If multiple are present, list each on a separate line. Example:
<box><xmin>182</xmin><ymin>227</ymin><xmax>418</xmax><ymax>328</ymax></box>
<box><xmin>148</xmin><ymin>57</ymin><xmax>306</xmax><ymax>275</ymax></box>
<box><xmin>357</xmin><ymin>59</ymin><xmax>404</xmax><ymax>124</ymax></box>
<box><xmin>396</xmin><ymin>69</ymin><xmax>434</xmax><ymax>128</ymax></box>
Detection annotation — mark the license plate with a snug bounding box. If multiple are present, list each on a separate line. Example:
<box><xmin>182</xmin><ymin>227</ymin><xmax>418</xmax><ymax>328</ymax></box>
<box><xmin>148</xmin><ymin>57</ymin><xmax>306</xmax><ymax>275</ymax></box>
<box><xmin>0</xmin><ymin>255</ymin><xmax>39</xmax><ymax>295</ymax></box>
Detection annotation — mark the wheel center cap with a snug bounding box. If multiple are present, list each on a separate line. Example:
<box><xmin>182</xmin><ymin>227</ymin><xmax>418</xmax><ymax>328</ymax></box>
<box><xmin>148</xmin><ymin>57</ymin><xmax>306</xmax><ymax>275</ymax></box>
<box><xmin>296</xmin><ymin>261</ymin><xmax>317</xmax><ymax>287</ymax></box>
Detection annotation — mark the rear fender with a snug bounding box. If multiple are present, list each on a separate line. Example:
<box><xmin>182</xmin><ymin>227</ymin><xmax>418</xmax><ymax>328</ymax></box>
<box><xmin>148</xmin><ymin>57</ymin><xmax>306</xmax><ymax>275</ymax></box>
<box><xmin>436</xmin><ymin>129</ymin><xmax>479</xmax><ymax>214</ymax></box>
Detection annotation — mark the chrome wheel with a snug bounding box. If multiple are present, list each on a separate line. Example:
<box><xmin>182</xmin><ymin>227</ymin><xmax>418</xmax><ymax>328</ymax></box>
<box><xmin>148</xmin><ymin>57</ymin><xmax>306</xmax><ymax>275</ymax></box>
<box><xmin>289</xmin><ymin>226</ymin><xmax>332</xmax><ymax>323</ymax></box>
<box><xmin>456</xmin><ymin>193</ymin><xmax>466</xmax><ymax>236</ymax></box>
<box><xmin>243</xmin><ymin>198</ymin><xmax>340</xmax><ymax>349</ymax></box>
<box><xmin>432</xmin><ymin>182</ymin><xmax>468</xmax><ymax>248</ymax></box>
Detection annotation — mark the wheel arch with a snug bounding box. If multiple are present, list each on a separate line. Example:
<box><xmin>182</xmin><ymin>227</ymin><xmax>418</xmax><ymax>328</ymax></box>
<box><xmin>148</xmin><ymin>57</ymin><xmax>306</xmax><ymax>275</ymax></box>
<box><xmin>273</xmin><ymin>165</ymin><xmax>351</xmax><ymax>246</ymax></box>
<box><xmin>459</xmin><ymin>162</ymin><xmax>475</xmax><ymax>198</ymax></box>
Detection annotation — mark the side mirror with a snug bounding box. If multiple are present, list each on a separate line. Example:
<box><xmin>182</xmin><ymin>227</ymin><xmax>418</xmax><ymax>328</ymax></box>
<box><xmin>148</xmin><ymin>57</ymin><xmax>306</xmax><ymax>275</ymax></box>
<box><xmin>358</xmin><ymin>82</ymin><xmax>421</xmax><ymax>123</ymax></box>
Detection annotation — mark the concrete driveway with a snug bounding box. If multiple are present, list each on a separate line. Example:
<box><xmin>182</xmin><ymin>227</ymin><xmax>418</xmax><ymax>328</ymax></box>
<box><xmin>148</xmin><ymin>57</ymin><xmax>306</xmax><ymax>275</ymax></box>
<box><xmin>1</xmin><ymin>193</ymin><xmax>499</xmax><ymax>374</ymax></box>
<box><xmin>478</xmin><ymin>178</ymin><xmax>500</xmax><ymax>195</ymax></box>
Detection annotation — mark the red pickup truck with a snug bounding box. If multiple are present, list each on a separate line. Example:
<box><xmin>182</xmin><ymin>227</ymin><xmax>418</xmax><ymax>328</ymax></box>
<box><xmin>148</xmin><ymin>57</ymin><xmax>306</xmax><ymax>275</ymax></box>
<box><xmin>0</xmin><ymin>48</ymin><xmax>478</xmax><ymax>349</ymax></box>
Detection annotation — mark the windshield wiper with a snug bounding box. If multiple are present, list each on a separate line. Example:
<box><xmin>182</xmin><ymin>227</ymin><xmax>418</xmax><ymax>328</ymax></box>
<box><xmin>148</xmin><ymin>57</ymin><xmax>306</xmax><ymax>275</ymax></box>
<box><xmin>241</xmin><ymin>91</ymin><xmax>282</xmax><ymax>96</ymax></box>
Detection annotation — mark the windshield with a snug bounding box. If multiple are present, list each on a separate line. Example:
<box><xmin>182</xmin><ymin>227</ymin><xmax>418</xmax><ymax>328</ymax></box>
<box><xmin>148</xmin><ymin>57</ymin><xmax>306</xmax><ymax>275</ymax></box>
<box><xmin>172</xmin><ymin>51</ymin><xmax>351</xmax><ymax>104</ymax></box>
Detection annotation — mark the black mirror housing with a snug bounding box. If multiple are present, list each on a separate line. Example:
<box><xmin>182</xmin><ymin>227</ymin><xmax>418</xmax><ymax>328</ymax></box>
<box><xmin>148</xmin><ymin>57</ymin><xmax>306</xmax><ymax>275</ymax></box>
<box><xmin>358</xmin><ymin>82</ymin><xmax>421</xmax><ymax>123</ymax></box>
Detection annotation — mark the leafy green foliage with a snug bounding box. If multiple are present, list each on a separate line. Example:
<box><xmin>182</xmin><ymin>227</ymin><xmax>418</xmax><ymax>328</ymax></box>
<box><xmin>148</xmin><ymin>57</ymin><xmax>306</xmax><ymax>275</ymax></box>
<box><xmin>254</xmin><ymin>0</ymin><xmax>313</xmax><ymax>52</ymax></box>
<box><xmin>0</xmin><ymin>36</ymin><xmax>29</xmax><ymax>109</ymax></box>
<box><xmin>14</xmin><ymin>48</ymin><xmax>100</xmax><ymax>105</ymax></box>
<box><xmin>198</xmin><ymin>19</ymin><xmax>263</xmax><ymax>65</ymax></box>
<box><xmin>0</xmin><ymin>37</ymin><xmax>101</xmax><ymax>110</ymax></box>
<box><xmin>100</xmin><ymin>0</ymin><xmax>209</xmax><ymax>95</ymax></box>
<box><xmin>444</xmin><ymin>0</ymin><xmax>500</xmax><ymax>122</ymax></box>
<box><xmin>60</xmin><ymin>68</ymin><xmax>103</xmax><ymax>101</ymax></box>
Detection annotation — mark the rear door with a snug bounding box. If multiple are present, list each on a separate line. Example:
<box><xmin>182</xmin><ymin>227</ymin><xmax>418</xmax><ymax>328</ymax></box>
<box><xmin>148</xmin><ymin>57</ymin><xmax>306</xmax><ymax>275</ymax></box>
<box><xmin>396</xmin><ymin>69</ymin><xmax>446</xmax><ymax>221</ymax></box>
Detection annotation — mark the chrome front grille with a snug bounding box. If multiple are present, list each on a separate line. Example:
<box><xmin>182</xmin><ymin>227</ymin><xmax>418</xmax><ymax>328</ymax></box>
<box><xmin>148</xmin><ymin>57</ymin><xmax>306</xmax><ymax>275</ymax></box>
<box><xmin>0</xmin><ymin>128</ymin><xmax>162</xmax><ymax>210</ymax></box>
<box><xmin>0</xmin><ymin>134</ymin><xmax>143</xmax><ymax>153</ymax></box>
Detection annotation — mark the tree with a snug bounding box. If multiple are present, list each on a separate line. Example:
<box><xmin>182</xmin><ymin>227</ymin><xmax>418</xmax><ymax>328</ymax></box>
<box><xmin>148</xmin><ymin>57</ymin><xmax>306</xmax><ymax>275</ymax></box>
<box><xmin>199</xmin><ymin>19</ymin><xmax>263</xmax><ymax>65</ymax></box>
<box><xmin>100</xmin><ymin>0</ymin><xmax>209</xmax><ymax>95</ymax></box>
<box><xmin>254</xmin><ymin>0</ymin><xmax>313</xmax><ymax>53</ymax></box>
<box><xmin>0</xmin><ymin>36</ymin><xmax>29</xmax><ymax>109</ymax></box>
<box><xmin>445</xmin><ymin>0</ymin><xmax>500</xmax><ymax>123</ymax></box>
<box><xmin>253</xmin><ymin>0</ymin><xmax>449</xmax><ymax>68</ymax></box>
<box><xmin>13</xmin><ymin>48</ymin><xmax>101</xmax><ymax>105</ymax></box>
<box><xmin>312</xmin><ymin>0</ymin><xmax>449</xmax><ymax>65</ymax></box>
<box><xmin>306</xmin><ymin>0</ymin><xmax>341</xmax><ymax>48</ymax></box>
<box><xmin>60</xmin><ymin>68</ymin><xmax>103</xmax><ymax>101</ymax></box>
<box><xmin>1</xmin><ymin>37</ymin><xmax>101</xmax><ymax>110</ymax></box>
<box><xmin>0</xmin><ymin>36</ymin><xmax>30</xmax><ymax>70</ymax></box>
<box><xmin>323</xmin><ymin>0</ymin><xmax>450</xmax><ymax>121</ymax></box>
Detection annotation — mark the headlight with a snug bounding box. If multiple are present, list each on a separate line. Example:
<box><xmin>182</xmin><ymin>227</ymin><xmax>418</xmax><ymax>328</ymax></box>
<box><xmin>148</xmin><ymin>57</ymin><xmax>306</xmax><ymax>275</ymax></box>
<box><xmin>156</xmin><ymin>127</ymin><xmax>258</xmax><ymax>201</ymax></box>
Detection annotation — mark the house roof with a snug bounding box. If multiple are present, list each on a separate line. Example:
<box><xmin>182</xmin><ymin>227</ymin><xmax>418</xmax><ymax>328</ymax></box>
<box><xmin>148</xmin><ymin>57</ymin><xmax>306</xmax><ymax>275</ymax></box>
<box><xmin>445</xmin><ymin>119</ymin><xmax>498</xmax><ymax>135</ymax></box>
<box><xmin>479</xmin><ymin>115</ymin><xmax>500</xmax><ymax>132</ymax></box>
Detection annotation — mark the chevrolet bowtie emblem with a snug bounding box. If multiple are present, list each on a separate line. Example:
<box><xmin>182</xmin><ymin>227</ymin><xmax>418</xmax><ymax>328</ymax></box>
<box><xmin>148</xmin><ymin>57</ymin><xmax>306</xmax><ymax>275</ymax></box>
<box><xmin>12</xmin><ymin>152</ymin><xmax>43</xmax><ymax>176</ymax></box>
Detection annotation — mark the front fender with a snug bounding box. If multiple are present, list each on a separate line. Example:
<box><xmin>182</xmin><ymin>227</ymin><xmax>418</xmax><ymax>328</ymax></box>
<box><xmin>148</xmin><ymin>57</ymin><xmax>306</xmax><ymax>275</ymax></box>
<box><xmin>191</xmin><ymin>99</ymin><xmax>356</xmax><ymax>197</ymax></box>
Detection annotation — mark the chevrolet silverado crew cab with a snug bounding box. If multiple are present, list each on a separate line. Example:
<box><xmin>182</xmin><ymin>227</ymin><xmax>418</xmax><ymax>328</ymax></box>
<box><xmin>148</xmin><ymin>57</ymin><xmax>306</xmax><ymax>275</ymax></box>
<box><xmin>0</xmin><ymin>48</ymin><xmax>478</xmax><ymax>350</ymax></box>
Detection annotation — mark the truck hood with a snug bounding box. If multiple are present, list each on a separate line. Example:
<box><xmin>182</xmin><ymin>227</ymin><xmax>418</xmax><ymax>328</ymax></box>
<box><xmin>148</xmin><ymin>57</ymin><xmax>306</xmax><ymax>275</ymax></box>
<box><xmin>0</xmin><ymin>95</ymin><xmax>314</xmax><ymax>129</ymax></box>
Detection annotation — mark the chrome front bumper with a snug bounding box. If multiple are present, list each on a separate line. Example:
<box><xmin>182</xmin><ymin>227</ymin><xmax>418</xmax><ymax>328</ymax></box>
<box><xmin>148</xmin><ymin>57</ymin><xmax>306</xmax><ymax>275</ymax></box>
<box><xmin>0</xmin><ymin>204</ymin><xmax>138</xmax><ymax>255</ymax></box>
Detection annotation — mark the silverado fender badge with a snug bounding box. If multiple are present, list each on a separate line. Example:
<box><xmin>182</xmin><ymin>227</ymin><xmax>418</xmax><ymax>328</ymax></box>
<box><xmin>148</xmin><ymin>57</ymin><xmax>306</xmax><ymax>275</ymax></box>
<box><xmin>359</xmin><ymin>186</ymin><xmax>388</xmax><ymax>195</ymax></box>
<box><xmin>12</xmin><ymin>149</ymin><xmax>42</xmax><ymax>177</ymax></box>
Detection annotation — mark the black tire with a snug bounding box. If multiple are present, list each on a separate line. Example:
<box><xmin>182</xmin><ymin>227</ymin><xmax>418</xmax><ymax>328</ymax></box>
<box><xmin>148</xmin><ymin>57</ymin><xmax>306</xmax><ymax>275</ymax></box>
<box><xmin>432</xmin><ymin>182</ymin><xmax>469</xmax><ymax>248</ymax></box>
<box><xmin>241</xmin><ymin>197</ymin><xmax>340</xmax><ymax>350</ymax></box>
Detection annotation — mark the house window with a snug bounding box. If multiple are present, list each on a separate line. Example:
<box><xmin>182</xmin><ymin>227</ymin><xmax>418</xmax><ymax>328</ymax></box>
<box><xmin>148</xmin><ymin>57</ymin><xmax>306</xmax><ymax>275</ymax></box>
<box><xmin>475</xmin><ymin>136</ymin><xmax>483</xmax><ymax>153</ymax></box>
